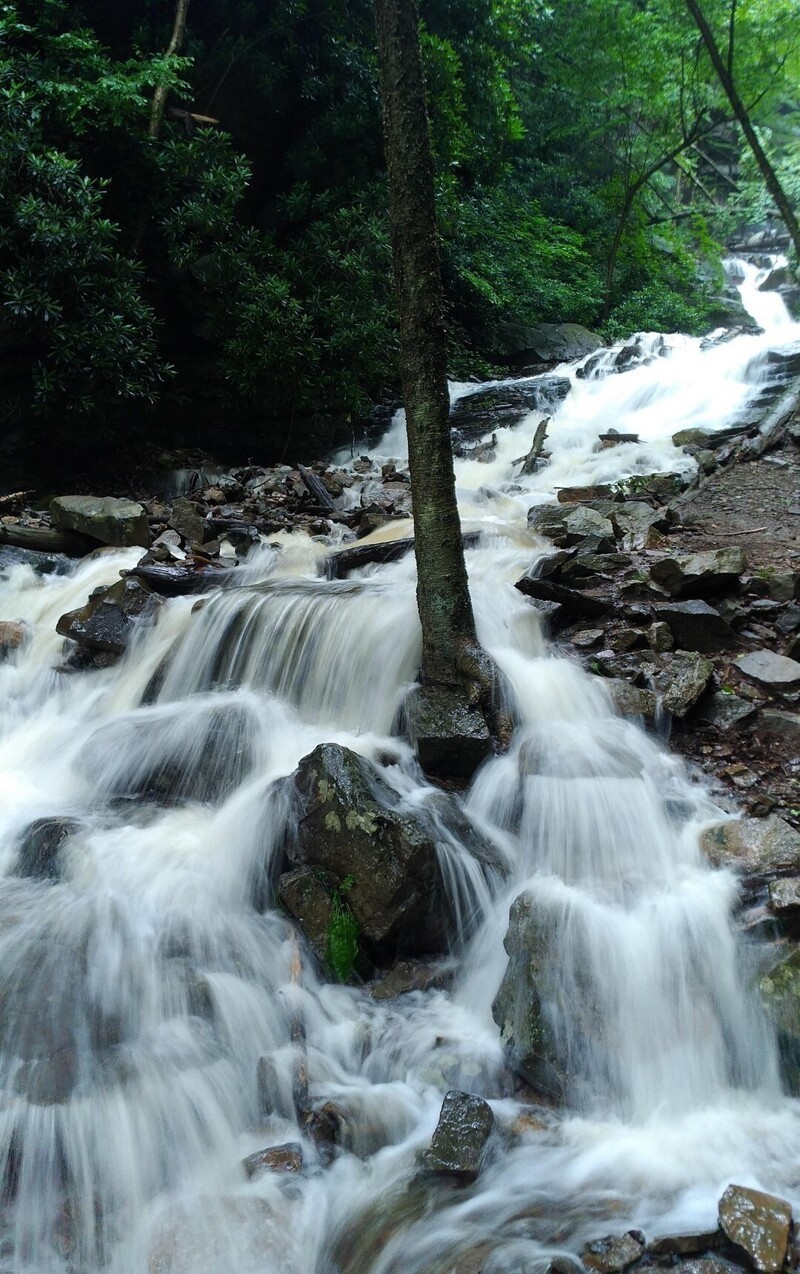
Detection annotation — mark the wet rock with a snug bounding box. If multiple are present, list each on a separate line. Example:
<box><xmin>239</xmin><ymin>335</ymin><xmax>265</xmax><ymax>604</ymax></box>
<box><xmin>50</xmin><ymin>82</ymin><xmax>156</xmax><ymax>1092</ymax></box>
<box><xmin>700</xmin><ymin>815</ymin><xmax>800</xmax><ymax>874</ymax></box>
<box><xmin>655</xmin><ymin>652</ymin><xmax>714</xmax><ymax>717</ymax></box>
<box><xmin>168</xmin><ymin>497</ymin><xmax>207</xmax><ymax>546</ymax></box>
<box><xmin>768</xmin><ymin>878</ymin><xmax>800</xmax><ymax>913</ymax></box>
<box><xmin>735</xmin><ymin>649</ymin><xmax>800</xmax><ymax>693</ymax></box>
<box><xmin>571</xmin><ymin>629</ymin><xmax>604</xmax><ymax>649</ymax></box>
<box><xmin>56</xmin><ymin>577</ymin><xmax>162</xmax><ymax>656</ymax></box>
<box><xmin>492</xmin><ymin>892</ymin><xmax>565</xmax><ymax>1100</ymax></box>
<box><xmin>718</xmin><ymin>1183</ymin><xmax>791</xmax><ymax>1273</ymax></box>
<box><xmin>241</xmin><ymin>1143</ymin><xmax>303</xmax><ymax>1179</ymax></box>
<box><xmin>419</xmin><ymin>1090</ymin><xmax>494</xmax><ymax>1183</ymax></box>
<box><xmin>371</xmin><ymin>959</ymin><xmax>454</xmax><ymax>1000</ymax></box>
<box><xmin>50</xmin><ymin>495</ymin><xmax>150</xmax><ymax>548</ymax></box>
<box><xmin>489</xmin><ymin>322</ymin><xmax>602</xmax><ymax>366</ymax></box>
<box><xmin>760</xmin><ymin>947</ymin><xmax>800</xmax><ymax>1092</ymax></box>
<box><xmin>278</xmin><ymin>868</ymin><xmax>336</xmax><ymax>964</ymax></box>
<box><xmin>515</xmin><ymin>575</ymin><xmax>612</xmax><ymax>623</ymax></box>
<box><xmin>607</xmin><ymin>680</ymin><xmax>657</xmax><ymax>721</ymax></box>
<box><xmin>404</xmin><ymin>684</ymin><xmax>492</xmax><ymax>781</ymax></box>
<box><xmin>647</xmin><ymin>1230</ymin><xmax>723</xmax><ymax>1257</ymax></box>
<box><xmin>564</xmin><ymin>506</ymin><xmax>615</xmax><ymax>542</ymax></box>
<box><xmin>650</xmin><ymin>548</ymin><xmax>746</xmax><ymax>598</ymax></box>
<box><xmin>647</xmin><ymin>621</ymin><xmax>674</xmax><ymax>652</ymax></box>
<box><xmin>0</xmin><ymin>545</ymin><xmax>71</xmax><ymax>576</ymax></box>
<box><xmin>581</xmin><ymin>1231</ymin><xmax>645</xmax><ymax>1273</ymax></box>
<box><xmin>556</xmin><ymin>485</ymin><xmax>616</xmax><ymax>503</ymax></box>
<box><xmin>288</xmin><ymin>744</ymin><xmax>495</xmax><ymax>954</ymax></box>
<box><xmin>693</xmin><ymin>691</ymin><xmax>757</xmax><ymax>730</ymax></box>
<box><xmin>673</xmin><ymin>427</ymin><xmax>715</xmax><ymax>448</ymax></box>
<box><xmin>450</xmin><ymin>376</ymin><xmax>571</xmax><ymax>435</ymax></box>
<box><xmin>15</xmin><ymin>816</ymin><xmax>79</xmax><ymax>879</ymax></box>
<box><xmin>656</xmin><ymin>600</ymin><xmax>736</xmax><ymax>653</ymax></box>
<box><xmin>0</xmin><ymin>620</ymin><xmax>24</xmax><ymax>654</ymax></box>
<box><xmin>14</xmin><ymin>1048</ymin><xmax>78</xmax><ymax>1105</ymax></box>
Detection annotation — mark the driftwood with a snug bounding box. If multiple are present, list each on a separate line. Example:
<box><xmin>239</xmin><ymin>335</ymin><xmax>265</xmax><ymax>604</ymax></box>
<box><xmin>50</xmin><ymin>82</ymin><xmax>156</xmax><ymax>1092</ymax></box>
<box><xmin>326</xmin><ymin>530</ymin><xmax>481</xmax><ymax>580</ymax></box>
<box><xmin>518</xmin><ymin>417</ymin><xmax>550</xmax><ymax>476</ymax></box>
<box><xmin>0</xmin><ymin>490</ymin><xmax>33</xmax><ymax>510</ymax></box>
<box><xmin>297</xmin><ymin>464</ymin><xmax>338</xmax><ymax>512</ymax></box>
<box><xmin>127</xmin><ymin>562</ymin><xmax>228</xmax><ymax>595</ymax></box>
<box><xmin>0</xmin><ymin>523</ymin><xmax>91</xmax><ymax>555</ymax></box>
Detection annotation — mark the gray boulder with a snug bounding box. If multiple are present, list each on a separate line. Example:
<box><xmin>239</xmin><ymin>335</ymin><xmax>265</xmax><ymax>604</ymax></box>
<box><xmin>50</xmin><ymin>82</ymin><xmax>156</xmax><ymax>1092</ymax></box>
<box><xmin>50</xmin><ymin>495</ymin><xmax>150</xmax><ymax>548</ymax></box>
<box><xmin>287</xmin><ymin>744</ymin><xmax>501</xmax><ymax>955</ymax></box>
<box><xmin>488</xmin><ymin>321</ymin><xmax>603</xmax><ymax>365</ymax></box>
<box><xmin>693</xmin><ymin>691</ymin><xmax>757</xmax><ymax>731</ymax></box>
<box><xmin>492</xmin><ymin>892</ymin><xmax>565</xmax><ymax>1100</ymax></box>
<box><xmin>700</xmin><ymin>815</ymin><xmax>800</xmax><ymax>875</ymax></box>
<box><xmin>650</xmin><ymin>548</ymin><xmax>746</xmax><ymax>598</ymax></box>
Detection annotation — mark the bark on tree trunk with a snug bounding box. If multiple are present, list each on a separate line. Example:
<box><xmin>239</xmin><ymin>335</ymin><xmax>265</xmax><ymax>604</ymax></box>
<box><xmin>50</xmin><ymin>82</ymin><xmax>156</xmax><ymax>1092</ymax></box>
<box><xmin>374</xmin><ymin>0</ymin><xmax>479</xmax><ymax>688</ymax></box>
<box><xmin>374</xmin><ymin>0</ymin><xmax>507</xmax><ymax>776</ymax></box>
<box><xmin>684</xmin><ymin>0</ymin><xmax>800</xmax><ymax>258</ymax></box>
<box><xmin>148</xmin><ymin>0</ymin><xmax>191</xmax><ymax>140</ymax></box>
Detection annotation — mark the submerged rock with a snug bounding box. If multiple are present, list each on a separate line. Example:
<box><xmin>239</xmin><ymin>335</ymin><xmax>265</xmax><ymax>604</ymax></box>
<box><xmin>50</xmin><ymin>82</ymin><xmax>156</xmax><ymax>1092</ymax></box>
<box><xmin>15</xmin><ymin>816</ymin><xmax>79</xmax><ymax>880</ymax></box>
<box><xmin>718</xmin><ymin>1183</ymin><xmax>791</xmax><ymax>1273</ymax></box>
<box><xmin>581</xmin><ymin>1231</ymin><xmax>645</xmax><ymax>1273</ymax></box>
<box><xmin>418</xmin><ymin>1090</ymin><xmax>494</xmax><ymax>1183</ymax></box>
<box><xmin>50</xmin><ymin>495</ymin><xmax>150</xmax><ymax>548</ymax></box>
<box><xmin>241</xmin><ymin>1143</ymin><xmax>303</xmax><ymax>1179</ymax></box>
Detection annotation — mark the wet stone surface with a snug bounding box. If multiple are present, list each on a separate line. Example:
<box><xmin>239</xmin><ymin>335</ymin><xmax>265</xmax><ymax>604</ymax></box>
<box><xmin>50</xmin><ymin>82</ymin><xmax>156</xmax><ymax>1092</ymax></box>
<box><xmin>580</xmin><ymin>1230</ymin><xmax>645</xmax><ymax>1273</ymax></box>
<box><xmin>717</xmin><ymin>1183</ymin><xmax>792</xmax><ymax>1273</ymax></box>
<box><xmin>419</xmin><ymin>1089</ymin><xmax>494</xmax><ymax>1183</ymax></box>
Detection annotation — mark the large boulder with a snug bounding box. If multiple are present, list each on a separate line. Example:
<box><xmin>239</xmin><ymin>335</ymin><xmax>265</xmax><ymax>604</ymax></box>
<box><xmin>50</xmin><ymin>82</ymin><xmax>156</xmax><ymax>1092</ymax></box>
<box><xmin>491</xmin><ymin>892</ymin><xmax>565</xmax><ymax>1100</ymax></box>
<box><xmin>650</xmin><ymin>548</ymin><xmax>746</xmax><ymax>598</ymax></box>
<box><xmin>718</xmin><ymin>1184</ymin><xmax>792</xmax><ymax>1273</ymax></box>
<box><xmin>655</xmin><ymin>600</ymin><xmax>735</xmax><ymax>653</ymax></box>
<box><xmin>50</xmin><ymin>496</ymin><xmax>150</xmax><ymax>548</ymax></box>
<box><xmin>56</xmin><ymin>577</ymin><xmax>162</xmax><ymax>656</ymax></box>
<box><xmin>700</xmin><ymin>815</ymin><xmax>800</xmax><ymax>875</ymax></box>
<box><xmin>488</xmin><ymin>322</ymin><xmax>603</xmax><ymax>366</ymax></box>
<box><xmin>286</xmin><ymin>744</ymin><xmax>501</xmax><ymax>955</ymax></box>
<box><xmin>450</xmin><ymin>375</ymin><xmax>571</xmax><ymax>439</ymax></box>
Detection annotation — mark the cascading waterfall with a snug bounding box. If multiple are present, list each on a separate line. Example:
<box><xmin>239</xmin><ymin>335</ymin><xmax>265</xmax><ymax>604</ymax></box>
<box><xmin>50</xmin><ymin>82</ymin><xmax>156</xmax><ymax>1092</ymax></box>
<box><xmin>0</xmin><ymin>258</ymin><xmax>798</xmax><ymax>1271</ymax></box>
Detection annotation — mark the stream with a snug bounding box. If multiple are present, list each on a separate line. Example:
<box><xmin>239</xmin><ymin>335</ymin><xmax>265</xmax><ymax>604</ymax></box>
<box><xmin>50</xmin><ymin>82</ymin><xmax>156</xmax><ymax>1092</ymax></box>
<box><xmin>0</xmin><ymin>259</ymin><xmax>799</xmax><ymax>1272</ymax></box>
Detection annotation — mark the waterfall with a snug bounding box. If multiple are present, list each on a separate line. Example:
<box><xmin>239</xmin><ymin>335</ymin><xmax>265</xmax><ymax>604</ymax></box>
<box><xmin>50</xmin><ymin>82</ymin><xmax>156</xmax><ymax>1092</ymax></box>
<box><xmin>0</xmin><ymin>259</ymin><xmax>798</xmax><ymax>1271</ymax></box>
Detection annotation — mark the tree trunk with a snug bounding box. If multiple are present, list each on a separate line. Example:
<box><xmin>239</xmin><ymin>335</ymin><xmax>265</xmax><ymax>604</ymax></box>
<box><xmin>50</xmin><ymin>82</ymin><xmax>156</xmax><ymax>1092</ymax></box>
<box><xmin>684</xmin><ymin>0</ymin><xmax>800</xmax><ymax>258</ymax></box>
<box><xmin>374</xmin><ymin>0</ymin><xmax>479</xmax><ymax>688</ymax></box>
<box><xmin>603</xmin><ymin>184</ymin><xmax>638</xmax><ymax>317</ymax></box>
<box><xmin>374</xmin><ymin>0</ymin><xmax>506</xmax><ymax>776</ymax></box>
<box><xmin>148</xmin><ymin>0</ymin><xmax>191</xmax><ymax>140</ymax></box>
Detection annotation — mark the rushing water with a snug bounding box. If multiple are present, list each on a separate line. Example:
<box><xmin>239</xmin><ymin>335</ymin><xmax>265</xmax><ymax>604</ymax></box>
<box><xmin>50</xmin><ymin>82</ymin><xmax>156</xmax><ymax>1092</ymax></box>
<box><xmin>0</xmin><ymin>260</ymin><xmax>799</xmax><ymax>1272</ymax></box>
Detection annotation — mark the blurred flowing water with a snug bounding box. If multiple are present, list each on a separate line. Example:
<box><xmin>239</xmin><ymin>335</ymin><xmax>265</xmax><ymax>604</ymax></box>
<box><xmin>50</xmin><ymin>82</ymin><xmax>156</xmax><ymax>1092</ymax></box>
<box><xmin>0</xmin><ymin>260</ymin><xmax>798</xmax><ymax>1271</ymax></box>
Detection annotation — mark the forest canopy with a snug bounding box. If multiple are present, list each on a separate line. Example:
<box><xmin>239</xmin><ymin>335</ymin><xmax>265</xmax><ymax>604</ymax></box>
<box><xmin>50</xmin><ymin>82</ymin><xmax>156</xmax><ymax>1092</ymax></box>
<box><xmin>1</xmin><ymin>0</ymin><xmax>798</xmax><ymax>465</ymax></box>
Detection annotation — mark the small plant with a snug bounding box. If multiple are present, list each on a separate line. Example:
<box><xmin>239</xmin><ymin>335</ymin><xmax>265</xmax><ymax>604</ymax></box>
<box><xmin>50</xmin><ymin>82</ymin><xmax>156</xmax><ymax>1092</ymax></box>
<box><xmin>327</xmin><ymin>875</ymin><xmax>359</xmax><ymax>983</ymax></box>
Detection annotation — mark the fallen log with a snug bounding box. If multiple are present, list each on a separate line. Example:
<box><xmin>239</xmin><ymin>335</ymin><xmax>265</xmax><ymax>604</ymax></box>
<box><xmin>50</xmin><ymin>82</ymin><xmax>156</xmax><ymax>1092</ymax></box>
<box><xmin>126</xmin><ymin>562</ymin><xmax>230</xmax><ymax>595</ymax></box>
<box><xmin>518</xmin><ymin>417</ymin><xmax>550</xmax><ymax>476</ymax></box>
<box><xmin>297</xmin><ymin>465</ymin><xmax>338</xmax><ymax>512</ymax></box>
<box><xmin>326</xmin><ymin>530</ymin><xmax>481</xmax><ymax>580</ymax></box>
<box><xmin>0</xmin><ymin>523</ymin><xmax>92</xmax><ymax>555</ymax></box>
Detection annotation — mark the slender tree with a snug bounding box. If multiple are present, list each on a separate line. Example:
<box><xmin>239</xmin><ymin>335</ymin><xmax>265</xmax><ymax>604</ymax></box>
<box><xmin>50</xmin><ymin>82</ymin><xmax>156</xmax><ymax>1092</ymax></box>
<box><xmin>148</xmin><ymin>0</ymin><xmax>191</xmax><ymax>140</ymax></box>
<box><xmin>374</xmin><ymin>0</ymin><xmax>503</xmax><ymax>772</ymax></box>
<box><xmin>684</xmin><ymin>0</ymin><xmax>800</xmax><ymax>257</ymax></box>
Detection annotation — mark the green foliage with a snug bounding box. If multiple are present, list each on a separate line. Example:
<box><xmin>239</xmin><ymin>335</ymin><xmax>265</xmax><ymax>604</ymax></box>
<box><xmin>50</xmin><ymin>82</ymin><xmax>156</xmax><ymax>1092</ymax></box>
<box><xmin>327</xmin><ymin>875</ymin><xmax>359</xmax><ymax>984</ymax></box>
<box><xmin>0</xmin><ymin>1</ymin><xmax>169</xmax><ymax>413</ymax></box>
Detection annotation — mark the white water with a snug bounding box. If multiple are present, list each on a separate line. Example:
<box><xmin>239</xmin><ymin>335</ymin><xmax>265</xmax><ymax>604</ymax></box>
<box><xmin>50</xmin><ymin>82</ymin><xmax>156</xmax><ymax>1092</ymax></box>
<box><xmin>0</xmin><ymin>260</ymin><xmax>798</xmax><ymax>1271</ymax></box>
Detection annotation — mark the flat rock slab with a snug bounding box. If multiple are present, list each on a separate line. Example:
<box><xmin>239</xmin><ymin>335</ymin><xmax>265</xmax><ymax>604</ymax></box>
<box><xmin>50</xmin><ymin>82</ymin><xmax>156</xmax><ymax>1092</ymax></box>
<box><xmin>581</xmin><ymin>1231</ymin><xmax>645</xmax><ymax>1273</ymax></box>
<box><xmin>736</xmin><ymin>649</ymin><xmax>800</xmax><ymax>692</ymax></box>
<box><xmin>51</xmin><ymin>495</ymin><xmax>150</xmax><ymax>548</ymax></box>
<box><xmin>419</xmin><ymin>1090</ymin><xmax>494</xmax><ymax>1182</ymax></box>
<box><xmin>718</xmin><ymin>1183</ymin><xmax>792</xmax><ymax>1273</ymax></box>
<box><xmin>700</xmin><ymin>815</ymin><xmax>800</xmax><ymax>875</ymax></box>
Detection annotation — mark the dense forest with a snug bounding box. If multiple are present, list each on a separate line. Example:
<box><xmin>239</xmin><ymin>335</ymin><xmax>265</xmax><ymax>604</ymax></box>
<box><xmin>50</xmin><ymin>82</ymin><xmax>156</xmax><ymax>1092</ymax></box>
<box><xmin>1</xmin><ymin>0</ymin><xmax>798</xmax><ymax>478</ymax></box>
